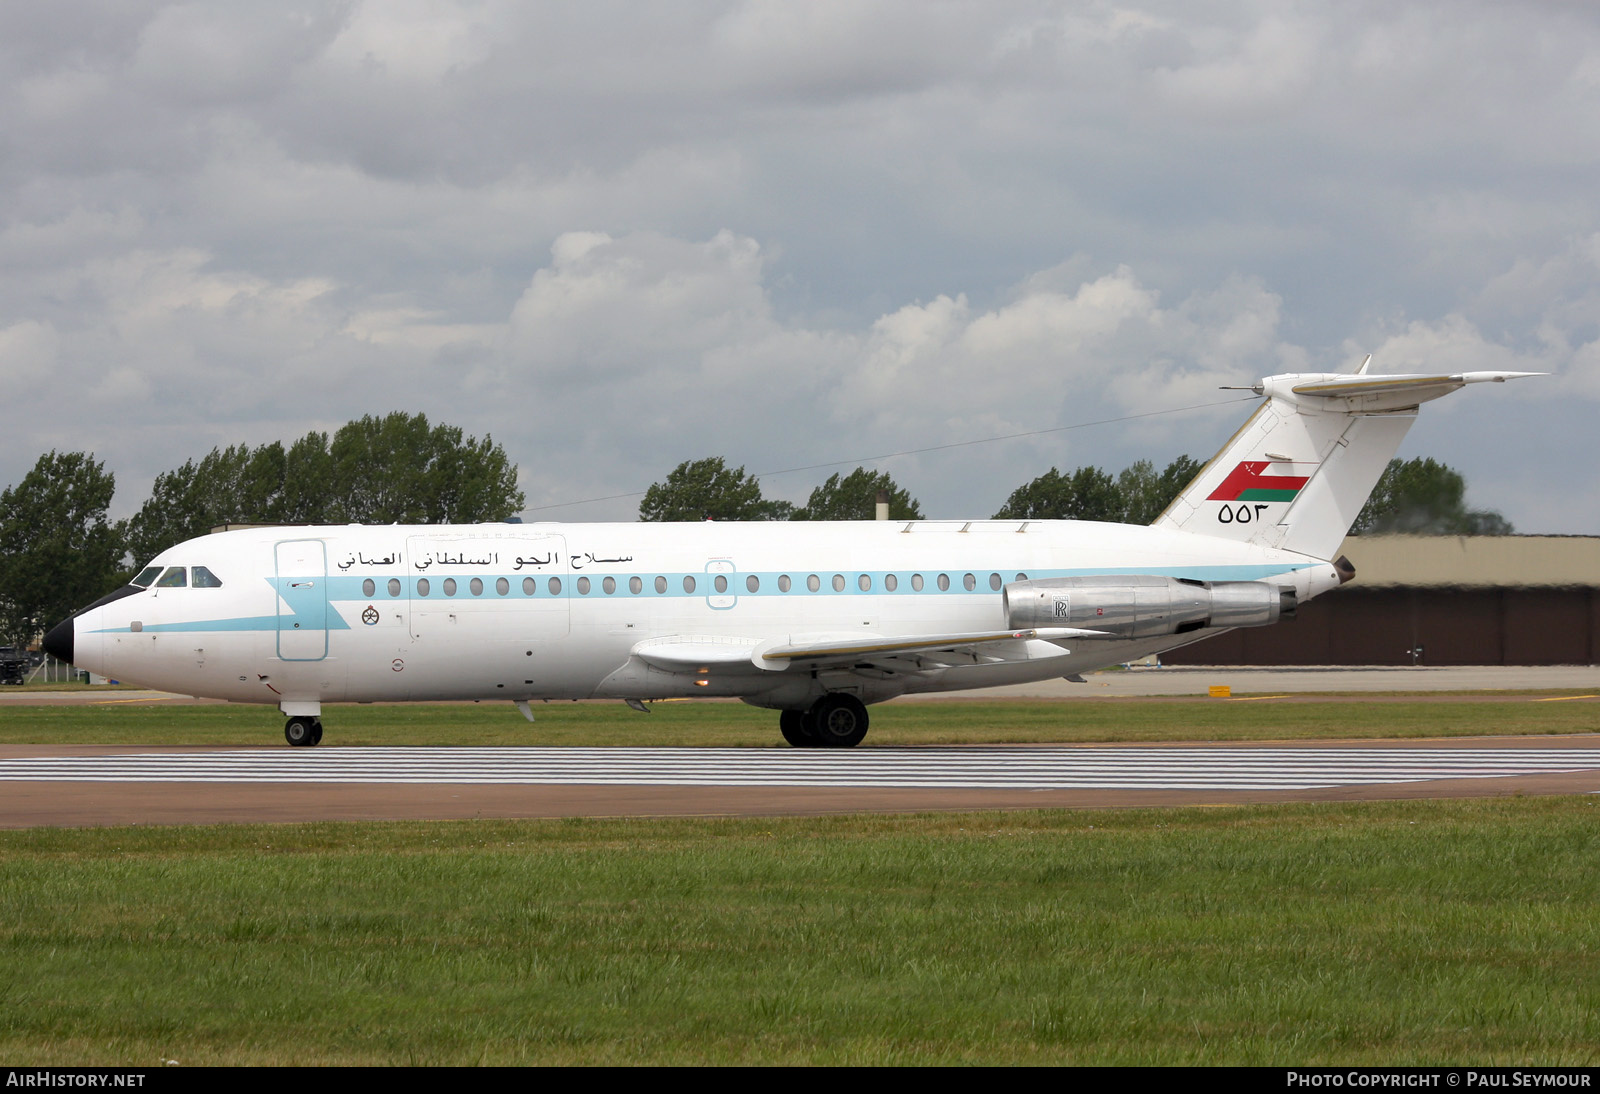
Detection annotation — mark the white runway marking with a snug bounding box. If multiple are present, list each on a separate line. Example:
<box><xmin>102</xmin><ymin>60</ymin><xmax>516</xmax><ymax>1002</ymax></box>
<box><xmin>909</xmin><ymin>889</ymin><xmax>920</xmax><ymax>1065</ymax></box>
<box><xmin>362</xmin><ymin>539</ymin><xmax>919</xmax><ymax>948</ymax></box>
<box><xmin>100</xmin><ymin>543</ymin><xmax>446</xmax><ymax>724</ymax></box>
<box><xmin>0</xmin><ymin>747</ymin><xmax>1596</xmax><ymax>791</ymax></box>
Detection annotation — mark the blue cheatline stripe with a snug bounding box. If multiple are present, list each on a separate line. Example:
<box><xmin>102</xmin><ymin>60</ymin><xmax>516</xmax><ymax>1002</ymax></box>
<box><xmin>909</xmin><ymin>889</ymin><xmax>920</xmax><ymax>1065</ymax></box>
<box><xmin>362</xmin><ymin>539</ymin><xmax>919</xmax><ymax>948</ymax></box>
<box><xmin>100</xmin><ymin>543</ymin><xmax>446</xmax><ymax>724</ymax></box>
<box><xmin>92</xmin><ymin>562</ymin><xmax>1314</xmax><ymax>634</ymax></box>
<box><xmin>92</xmin><ymin>577</ymin><xmax>353</xmax><ymax>634</ymax></box>
<box><xmin>333</xmin><ymin>563</ymin><xmax>1313</xmax><ymax>602</ymax></box>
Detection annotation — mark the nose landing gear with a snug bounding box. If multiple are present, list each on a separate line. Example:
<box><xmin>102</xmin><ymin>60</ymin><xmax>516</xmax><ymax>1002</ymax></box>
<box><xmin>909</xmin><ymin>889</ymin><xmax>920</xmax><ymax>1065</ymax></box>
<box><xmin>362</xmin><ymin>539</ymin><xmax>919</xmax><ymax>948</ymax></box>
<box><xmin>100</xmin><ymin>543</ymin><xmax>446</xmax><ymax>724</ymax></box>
<box><xmin>285</xmin><ymin>716</ymin><xmax>324</xmax><ymax>747</ymax></box>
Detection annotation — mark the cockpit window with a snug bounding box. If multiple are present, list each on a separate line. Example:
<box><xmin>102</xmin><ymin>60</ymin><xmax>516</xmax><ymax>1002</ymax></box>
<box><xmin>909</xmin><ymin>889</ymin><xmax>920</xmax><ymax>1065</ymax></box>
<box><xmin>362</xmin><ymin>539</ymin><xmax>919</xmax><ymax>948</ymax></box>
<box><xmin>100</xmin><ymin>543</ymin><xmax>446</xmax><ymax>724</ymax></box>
<box><xmin>155</xmin><ymin>567</ymin><xmax>188</xmax><ymax>588</ymax></box>
<box><xmin>131</xmin><ymin>566</ymin><xmax>163</xmax><ymax>588</ymax></box>
<box><xmin>192</xmin><ymin>566</ymin><xmax>223</xmax><ymax>588</ymax></box>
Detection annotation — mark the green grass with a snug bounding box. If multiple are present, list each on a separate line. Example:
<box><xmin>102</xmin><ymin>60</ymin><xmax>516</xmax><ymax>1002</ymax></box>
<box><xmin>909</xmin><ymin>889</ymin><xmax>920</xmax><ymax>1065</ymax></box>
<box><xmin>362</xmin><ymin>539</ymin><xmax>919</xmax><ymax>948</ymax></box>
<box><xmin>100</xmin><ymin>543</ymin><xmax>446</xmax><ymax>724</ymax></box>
<box><xmin>1</xmin><ymin>693</ymin><xmax>1596</xmax><ymax>746</ymax></box>
<box><xmin>4</xmin><ymin>695</ymin><xmax>1597</xmax><ymax>1064</ymax></box>
<box><xmin>2</xmin><ymin>799</ymin><xmax>1598</xmax><ymax>1065</ymax></box>
<box><xmin>2</xmin><ymin>680</ymin><xmax>145</xmax><ymax>692</ymax></box>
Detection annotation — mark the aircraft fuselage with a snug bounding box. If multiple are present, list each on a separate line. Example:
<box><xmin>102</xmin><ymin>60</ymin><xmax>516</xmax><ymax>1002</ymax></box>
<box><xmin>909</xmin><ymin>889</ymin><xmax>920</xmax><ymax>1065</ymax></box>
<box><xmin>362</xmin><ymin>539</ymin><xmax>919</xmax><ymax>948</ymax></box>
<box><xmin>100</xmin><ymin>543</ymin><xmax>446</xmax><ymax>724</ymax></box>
<box><xmin>60</xmin><ymin>518</ymin><xmax>1340</xmax><ymax>713</ymax></box>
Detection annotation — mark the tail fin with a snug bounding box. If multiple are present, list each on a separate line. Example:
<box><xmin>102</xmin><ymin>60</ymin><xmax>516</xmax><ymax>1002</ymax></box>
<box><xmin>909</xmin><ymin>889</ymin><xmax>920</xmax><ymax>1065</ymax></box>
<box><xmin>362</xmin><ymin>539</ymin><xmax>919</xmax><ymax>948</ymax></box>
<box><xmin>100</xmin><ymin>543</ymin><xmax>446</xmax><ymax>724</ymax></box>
<box><xmin>1153</xmin><ymin>369</ymin><xmax>1542</xmax><ymax>560</ymax></box>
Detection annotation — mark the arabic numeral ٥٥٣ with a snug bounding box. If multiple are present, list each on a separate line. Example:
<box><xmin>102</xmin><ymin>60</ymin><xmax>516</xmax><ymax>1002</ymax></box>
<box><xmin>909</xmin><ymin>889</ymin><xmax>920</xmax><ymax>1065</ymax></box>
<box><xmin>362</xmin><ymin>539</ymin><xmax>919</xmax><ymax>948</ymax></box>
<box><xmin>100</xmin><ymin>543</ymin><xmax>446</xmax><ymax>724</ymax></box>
<box><xmin>1217</xmin><ymin>503</ymin><xmax>1271</xmax><ymax>524</ymax></box>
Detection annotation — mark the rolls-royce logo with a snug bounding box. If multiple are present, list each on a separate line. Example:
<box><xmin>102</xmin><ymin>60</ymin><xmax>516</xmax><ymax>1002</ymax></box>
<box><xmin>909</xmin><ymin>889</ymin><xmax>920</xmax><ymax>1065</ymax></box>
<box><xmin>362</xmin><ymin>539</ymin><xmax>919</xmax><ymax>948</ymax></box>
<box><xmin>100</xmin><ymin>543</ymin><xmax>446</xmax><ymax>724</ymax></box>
<box><xmin>361</xmin><ymin>605</ymin><xmax>380</xmax><ymax>626</ymax></box>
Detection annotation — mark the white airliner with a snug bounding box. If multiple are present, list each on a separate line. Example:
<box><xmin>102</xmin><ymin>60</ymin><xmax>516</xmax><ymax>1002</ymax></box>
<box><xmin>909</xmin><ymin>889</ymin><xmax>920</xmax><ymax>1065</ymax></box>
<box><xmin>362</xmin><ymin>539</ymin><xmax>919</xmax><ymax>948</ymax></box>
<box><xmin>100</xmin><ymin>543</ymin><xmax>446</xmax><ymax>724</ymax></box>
<box><xmin>44</xmin><ymin>365</ymin><xmax>1537</xmax><ymax>748</ymax></box>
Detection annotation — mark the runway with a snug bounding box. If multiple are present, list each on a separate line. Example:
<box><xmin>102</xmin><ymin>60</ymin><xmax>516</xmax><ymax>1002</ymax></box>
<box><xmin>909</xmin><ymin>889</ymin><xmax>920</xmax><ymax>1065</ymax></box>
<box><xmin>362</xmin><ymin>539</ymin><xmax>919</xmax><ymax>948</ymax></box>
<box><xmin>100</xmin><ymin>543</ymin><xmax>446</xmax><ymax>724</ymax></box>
<box><xmin>3</xmin><ymin>738</ymin><xmax>1598</xmax><ymax>828</ymax></box>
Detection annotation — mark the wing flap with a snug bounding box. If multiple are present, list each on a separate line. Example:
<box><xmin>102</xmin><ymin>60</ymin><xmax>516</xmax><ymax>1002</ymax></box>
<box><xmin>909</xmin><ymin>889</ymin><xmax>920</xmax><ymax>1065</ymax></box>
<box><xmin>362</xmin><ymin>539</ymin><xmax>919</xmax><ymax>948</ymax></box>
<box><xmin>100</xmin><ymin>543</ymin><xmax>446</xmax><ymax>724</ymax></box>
<box><xmin>631</xmin><ymin>627</ymin><xmax>1105</xmax><ymax>675</ymax></box>
<box><xmin>755</xmin><ymin>627</ymin><xmax>1104</xmax><ymax>668</ymax></box>
<box><xmin>633</xmin><ymin>626</ymin><xmax>1107</xmax><ymax>678</ymax></box>
<box><xmin>633</xmin><ymin>636</ymin><xmax>763</xmax><ymax>672</ymax></box>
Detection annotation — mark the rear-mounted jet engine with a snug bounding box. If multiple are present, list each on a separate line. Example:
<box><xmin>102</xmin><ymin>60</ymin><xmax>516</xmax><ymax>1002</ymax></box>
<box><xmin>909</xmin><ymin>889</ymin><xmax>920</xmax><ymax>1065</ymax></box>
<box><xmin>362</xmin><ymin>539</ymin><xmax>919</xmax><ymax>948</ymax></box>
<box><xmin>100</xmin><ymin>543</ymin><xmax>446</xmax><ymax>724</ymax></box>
<box><xmin>1003</xmin><ymin>575</ymin><xmax>1296</xmax><ymax>639</ymax></box>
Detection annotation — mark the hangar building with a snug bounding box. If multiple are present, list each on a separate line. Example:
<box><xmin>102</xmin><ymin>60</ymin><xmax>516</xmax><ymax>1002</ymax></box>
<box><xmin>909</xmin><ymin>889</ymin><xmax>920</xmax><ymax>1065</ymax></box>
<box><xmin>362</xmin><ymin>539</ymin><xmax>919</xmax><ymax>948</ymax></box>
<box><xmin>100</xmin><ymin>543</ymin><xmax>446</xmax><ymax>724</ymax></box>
<box><xmin>1162</xmin><ymin>535</ymin><xmax>1600</xmax><ymax>667</ymax></box>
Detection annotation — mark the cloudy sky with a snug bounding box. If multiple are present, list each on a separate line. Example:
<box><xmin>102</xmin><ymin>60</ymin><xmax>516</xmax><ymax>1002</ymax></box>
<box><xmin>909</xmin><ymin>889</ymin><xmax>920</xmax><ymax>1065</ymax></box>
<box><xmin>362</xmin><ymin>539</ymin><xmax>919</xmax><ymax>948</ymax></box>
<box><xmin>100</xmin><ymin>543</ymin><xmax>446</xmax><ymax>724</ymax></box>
<box><xmin>4</xmin><ymin>1</ymin><xmax>1598</xmax><ymax>534</ymax></box>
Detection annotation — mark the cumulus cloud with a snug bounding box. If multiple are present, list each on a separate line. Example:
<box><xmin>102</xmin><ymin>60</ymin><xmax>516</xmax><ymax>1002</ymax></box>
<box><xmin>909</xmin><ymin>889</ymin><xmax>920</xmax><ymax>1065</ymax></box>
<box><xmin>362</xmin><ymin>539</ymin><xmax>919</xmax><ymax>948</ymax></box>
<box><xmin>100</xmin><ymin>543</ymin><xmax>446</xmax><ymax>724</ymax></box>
<box><xmin>1</xmin><ymin>2</ymin><xmax>1599</xmax><ymax>531</ymax></box>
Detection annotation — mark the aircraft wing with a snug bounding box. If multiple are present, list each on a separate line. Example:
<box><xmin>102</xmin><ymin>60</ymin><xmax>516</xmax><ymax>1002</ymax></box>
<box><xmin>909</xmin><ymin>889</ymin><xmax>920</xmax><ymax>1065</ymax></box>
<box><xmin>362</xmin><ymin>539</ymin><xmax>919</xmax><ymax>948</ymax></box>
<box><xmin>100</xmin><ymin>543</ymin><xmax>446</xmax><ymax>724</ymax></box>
<box><xmin>632</xmin><ymin>627</ymin><xmax>1105</xmax><ymax>676</ymax></box>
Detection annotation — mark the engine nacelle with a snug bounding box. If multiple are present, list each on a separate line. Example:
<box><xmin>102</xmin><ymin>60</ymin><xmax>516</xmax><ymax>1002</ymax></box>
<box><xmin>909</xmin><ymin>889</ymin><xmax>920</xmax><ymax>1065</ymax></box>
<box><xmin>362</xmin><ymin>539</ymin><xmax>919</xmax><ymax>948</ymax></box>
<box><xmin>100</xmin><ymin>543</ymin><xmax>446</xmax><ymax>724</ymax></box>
<box><xmin>1004</xmin><ymin>575</ymin><xmax>1293</xmax><ymax>639</ymax></box>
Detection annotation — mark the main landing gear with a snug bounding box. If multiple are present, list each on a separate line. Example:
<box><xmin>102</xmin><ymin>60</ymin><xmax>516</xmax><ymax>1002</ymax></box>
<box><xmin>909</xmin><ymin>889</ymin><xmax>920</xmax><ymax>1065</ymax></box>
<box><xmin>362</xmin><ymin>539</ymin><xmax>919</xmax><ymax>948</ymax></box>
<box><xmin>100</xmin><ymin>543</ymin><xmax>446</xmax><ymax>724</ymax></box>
<box><xmin>285</xmin><ymin>715</ymin><xmax>324</xmax><ymax>747</ymax></box>
<box><xmin>779</xmin><ymin>693</ymin><xmax>870</xmax><ymax>748</ymax></box>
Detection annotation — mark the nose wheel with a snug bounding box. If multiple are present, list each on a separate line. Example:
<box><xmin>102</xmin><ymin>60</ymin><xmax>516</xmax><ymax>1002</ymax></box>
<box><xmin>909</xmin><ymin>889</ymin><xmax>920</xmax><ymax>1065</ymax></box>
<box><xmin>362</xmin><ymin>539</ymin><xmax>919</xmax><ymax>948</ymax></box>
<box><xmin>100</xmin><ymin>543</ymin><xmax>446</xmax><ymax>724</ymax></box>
<box><xmin>285</xmin><ymin>716</ymin><xmax>324</xmax><ymax>747</ymax></box>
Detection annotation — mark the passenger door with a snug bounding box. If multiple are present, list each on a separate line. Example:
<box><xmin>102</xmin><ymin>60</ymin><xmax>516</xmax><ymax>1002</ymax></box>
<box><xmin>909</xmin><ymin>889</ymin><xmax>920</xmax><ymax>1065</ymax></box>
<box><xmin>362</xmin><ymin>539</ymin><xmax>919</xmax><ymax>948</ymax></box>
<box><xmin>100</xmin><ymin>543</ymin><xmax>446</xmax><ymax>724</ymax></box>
<box><xmin>275</xmin><ymin>539</ymin><xmax>329</xmax><ymax>661</ymax></box>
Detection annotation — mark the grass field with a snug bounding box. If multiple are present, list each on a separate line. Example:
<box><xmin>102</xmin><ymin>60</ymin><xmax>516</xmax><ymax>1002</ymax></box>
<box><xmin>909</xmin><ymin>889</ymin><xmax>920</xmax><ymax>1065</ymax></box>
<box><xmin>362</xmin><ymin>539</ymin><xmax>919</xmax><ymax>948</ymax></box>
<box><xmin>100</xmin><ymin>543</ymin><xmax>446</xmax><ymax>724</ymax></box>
<box><xmin>2</xmin><ymin>692</ymin><xmax>1598</xmax><ymax>746</ymax></box>
<box><xmin>2</xmin><ymin>695</ymin><xmax>1597</xmax><ymax>1065</ymax></box>
<box><xmin>1</xmin><ymin>799</ymin><xmax>1598</xmax><ymax>1065</ymax></box>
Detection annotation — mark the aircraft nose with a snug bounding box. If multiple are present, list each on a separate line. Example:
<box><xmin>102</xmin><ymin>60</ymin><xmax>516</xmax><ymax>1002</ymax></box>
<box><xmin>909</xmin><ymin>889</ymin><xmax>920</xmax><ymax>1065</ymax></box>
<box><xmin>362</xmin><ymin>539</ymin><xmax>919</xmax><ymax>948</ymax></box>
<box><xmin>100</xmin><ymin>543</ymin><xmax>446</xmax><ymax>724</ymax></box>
<box><xmin>42</xmin><ymin>614</ymin><xmax>74</xmax><ymax>666</ymax></box>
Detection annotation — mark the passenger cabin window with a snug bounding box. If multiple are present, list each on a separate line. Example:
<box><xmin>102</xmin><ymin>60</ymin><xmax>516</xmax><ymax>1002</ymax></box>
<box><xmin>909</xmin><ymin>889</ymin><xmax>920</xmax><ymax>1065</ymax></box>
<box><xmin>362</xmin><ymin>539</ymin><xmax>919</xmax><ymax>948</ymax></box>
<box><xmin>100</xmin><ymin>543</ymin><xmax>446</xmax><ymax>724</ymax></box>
<box><xmin>577</xmin><ymin>577</ymin><xmax>591</xmax><ymax>595</ymax></box>
<box><xmin>989</xmin><ymin>573</ymin><xmax>1002</xmax><ymax>591</ymax></box>
<box><xmin>630</xmin><ymin>576</ymin><xmax>643</xmax><ymax>594</ymax></box>
<box><xmin>497</xmin><ymin>578</ymin><xmax>510</xmax><ymax>595</ymax></box>
<box><xmin>548</xmin><ymin>577</ymin><xmax>562</xmax><ymax>595</ymax></box>
<box><xmin>192</xmin><ymin>566</ymin><xmax>223</xmax><ymax>588</ymax></box>
<box><xmin>937</xmin><ymin>573</ymin><xmax>950</xmax><ymax>591</ymax></box>
<box><xmin>911</xmin><ymin>574</ymin><xmax>924</xmax><ymax>591</ymax></box>
<box><xmin>523</xmin><ymin>578</ymin><xmax>536</xmax><ymax>595</ymax></box>
<box><xmin>807</xmin><ymin>574</ymin><xmax>820</xmax><ymax>592</ymax></box>
<box><xmin>156</xmin><ymin>567</ymin><xmax>187</xmax><ymax>588</ymax></box>
<box><xmin>778</xmin><ymin>575</ymin><xmax>792</xmax><ymax>592</ymax></box>
<box><xmin>470</xmin><ymin>578</ymin><xmax>484</xmax><ymax>596</ymax></box>
<box><xmin>362</xmin><ymin>578</ymin><xmax>376</xmax><ymax>597</ymax></box>
<box><xmin>963</xmin><ymin>573</ymin><xmax>977</xmax><ymax>591</ymax></box>
<box><xmin>443</xmin><ymin>578</ymin><xmax>458</xmax><ymax>596</ymax></box>
<box><xmin>417</xmin><ymin>578</ymin><xmax>431</xmax><ymax>596</ymax></box>
<box><xmin>746</xmin><ymin>575</ymin><xmax>760</xmax><ymax>593</ymax></box>
<box><xmin>602</xmin><ymin>577</ymin><xmax>616</xmax><ymax>594</ymax></box>
<box><xmin>655</xmin><ymin>576</ymin><xmax>668</xmax><ymax>594</ymax></box>
<box><xmin>884</xmin><ymin>574</ymin><xmax>897</xmax><ymax>592</ymax></box>
<box><xmin>132</xmin><ymin>566</ymin><xmax>163</xmax><ymax>588</ymax></box>
<box><xmin>388</xmin><ymin>578</ymin><xmax>402</xmax><ymax>597</ymax></box>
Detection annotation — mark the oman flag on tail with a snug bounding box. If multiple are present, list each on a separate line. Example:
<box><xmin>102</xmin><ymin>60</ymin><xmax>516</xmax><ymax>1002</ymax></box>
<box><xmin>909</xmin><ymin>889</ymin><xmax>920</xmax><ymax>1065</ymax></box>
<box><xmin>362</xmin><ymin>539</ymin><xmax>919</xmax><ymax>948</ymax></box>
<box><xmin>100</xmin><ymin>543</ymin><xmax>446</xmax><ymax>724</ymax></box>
<box><xmin>1206</xmin><ymin>461</ymin><xmax>1312</xmax><ymax>503</ymax></box>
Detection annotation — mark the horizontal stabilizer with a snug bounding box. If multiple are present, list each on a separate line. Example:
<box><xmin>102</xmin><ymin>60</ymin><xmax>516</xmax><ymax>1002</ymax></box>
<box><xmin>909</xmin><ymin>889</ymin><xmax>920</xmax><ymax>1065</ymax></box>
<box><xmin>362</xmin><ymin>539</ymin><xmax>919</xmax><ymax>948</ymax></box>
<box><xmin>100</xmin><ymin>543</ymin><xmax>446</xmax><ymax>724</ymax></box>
<box><xmin>1289</xmin><ymin>371</ymin><xmax>1545</xmax><ymax>408</ymax></box>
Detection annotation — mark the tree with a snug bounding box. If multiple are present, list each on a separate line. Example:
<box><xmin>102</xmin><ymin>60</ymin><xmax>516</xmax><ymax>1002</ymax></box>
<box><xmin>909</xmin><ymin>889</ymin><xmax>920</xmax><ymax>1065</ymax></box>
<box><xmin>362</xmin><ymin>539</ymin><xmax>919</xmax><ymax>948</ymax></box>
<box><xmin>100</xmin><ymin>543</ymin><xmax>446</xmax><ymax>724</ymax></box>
<box><xmin>279</xmin><ymin>431</ymin><xmax>334</xmax><ymax>524</ymax></box>
<box><xmin>1117</xmin><ymin>455</ymin><xmax>1204</xmax><ymax>525</ymax></box>
<box><xmin>639</xmin><ymin>457</ymin><xmax>785</xmax><ymax>521</ymax></box>
<box><xmin>326</xmin><ymin>413</ymin><xmax>523</xmax><ymax>524</ymax></box>
<box><xmin>994</xmin><ymin>456</ymin><xmax>1201</xmax><ymax>523</ymax></box>
<box><xmin>1351</xmin><ymin>457</ymin><xmax>1513</xmax><ymax>535</ymax></box>
<box><xmin>0</xmin><ymin>452</ymin><xmax>124</xmax><ymax>644</ymax></box>
<box><xmin>1156</xmin><ymin>455</ymin><xmax>1203</xmax><ymax>515</ymax></box>
<box><xmin>122</xmin><ymin>442</ymin><xmax>291</xmax><ymax>566</ymax></box>
<box><xmin>121</xmin><ymin>415</ymin><xmax>525</xmax><ymax>563</ymax></box>
<box><xmin>993</xmin><ymin>464</ymin><xmax>1121</xmax><ymax>521</ymax></box>
<box><xmin>791</xmin><ymin>467</ymin><xmax>923</xmax><ymax>521</ymax></box>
